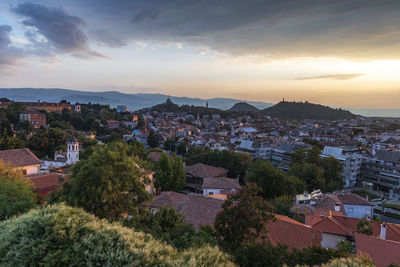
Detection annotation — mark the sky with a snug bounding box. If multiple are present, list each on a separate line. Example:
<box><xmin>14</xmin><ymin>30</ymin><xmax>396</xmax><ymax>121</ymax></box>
<box><xmin>0</xmin><ymin>0</ymin><xmax>400</xmax><ymax>109</ymax></box>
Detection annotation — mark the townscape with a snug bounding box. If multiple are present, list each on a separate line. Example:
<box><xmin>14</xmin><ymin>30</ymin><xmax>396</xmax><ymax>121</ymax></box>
<box><xmin>1</xmin><ymin>97</ymin><xmax>400</xmax><ymax>266</ymax></box>
<box><xmin>2</xmin><ymin>1</ymin><xmax>400</xmax><ymax>266</ymax></box>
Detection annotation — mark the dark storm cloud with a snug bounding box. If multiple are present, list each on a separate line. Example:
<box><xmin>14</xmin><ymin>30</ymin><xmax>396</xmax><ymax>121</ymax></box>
<box><xmin>66</xmin><ymin>0</ymin><xmax>400</xmax><ymax>60</ymax></box>
<box><xmin>132</xmin><ymin>10</ymin><xmax>162</xmax><ymax>24</ymax></box>
<box><xmin>12</xmin><ymin>2</ymin><xmax>105</xmax><ymax>58</ymax></box>
<box><xmin>0</xmin><ymin>24</ymin><xmax>26</xmax><ymax>69</ymax></box>
<box><xmin>296</xmin><ymin>74</ymin><xmax>365</xmax><ymax>81</ymax></box>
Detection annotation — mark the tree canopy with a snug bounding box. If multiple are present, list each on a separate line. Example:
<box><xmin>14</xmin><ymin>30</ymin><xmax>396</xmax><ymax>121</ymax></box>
<box><xmin>59</xmin><ymin>142</ymin><xmax>151</xmax><ymax>219</ymax></box>
<box><xmin>247</xmin><ymin>159</ymin><xmax>305</xmax><ymax>199</ymax></box>
<box><xmin>214</xmin><ymin>183</ymin><xmax>275</xmax><ymax>249</ymax></box>
<box><xmin>0</xmin><ymin>160</ymin><xmax>36</xmax><ymax>220</ymax></box>
<box><xmin>154</xmin><ymin>152</ymin><xmax>186</xmax><ymax>192</ymax></box>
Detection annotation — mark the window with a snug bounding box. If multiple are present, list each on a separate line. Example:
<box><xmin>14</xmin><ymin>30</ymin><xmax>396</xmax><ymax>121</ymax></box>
<box><xmin>347</xmin><ymin>207</ymin><xmax>353</xmax><ymax>213</ymax></box>
<box><xmin>209</xmin><ymin>192</ymin><xmax>214</xmax><ymax>195</ymax></box>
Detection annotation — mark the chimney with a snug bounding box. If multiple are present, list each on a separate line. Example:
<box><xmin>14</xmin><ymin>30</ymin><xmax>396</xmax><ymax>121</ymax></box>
<box><xmin>380</xmin><ymin>223</ymin><xmax>387</xmax><ymax>240</ymax></box>
<box><xmin>334</xmin><ymin>203</ymin><xmax>341</xmax><ymax>212</ymax></box>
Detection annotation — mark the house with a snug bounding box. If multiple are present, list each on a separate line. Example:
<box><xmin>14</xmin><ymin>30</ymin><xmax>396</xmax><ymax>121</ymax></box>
<box><xmin>149</xmin><ymin>191</ymin><xmax>224</xmax><ymax>229</ymax></box>
<box><xmin>185</xmin><ymin>163</ymin><xmax>229</xmax><ymax>193</ymax></box>
<box><xmin>106</xmin><ymin>120</ymin><xmax>120</xmax><ymax>129</ymax></box>
<box><xmin>293</xmin><ymin>191</ymin><xmax>372</xmax><ymax>219</ymax></box>
<box><xmin>266</xmin><ymin>214</ymin><xmax>322</xmax><ymax>249</ymax></box>
<box><xmin>19</xmin><ymin>110</ymin><xmax>46</xmax><ymax>128</ymax></box>
<box><xmin>0</xmin><ymin>148</ymin><xmax>41</xmax><ymax>176</ymax></box>
<box><xmin>202</xmin><ymin>177</ymin><xmax>240</xmax><ymax>196</ymax></box>
<box><xmin>308</xmin><ymin>213</ymin><xmax>400</xmax><ymax>250</ymax></box>
<box><xmin>355</xmin><ymin>232</ymin><xmax>400</xmax><ymax>267</ymax></box>
<box><xmin>29</xmin><ymin>173</ymin><xmax>66</xmax><ymax>197</ymax></box>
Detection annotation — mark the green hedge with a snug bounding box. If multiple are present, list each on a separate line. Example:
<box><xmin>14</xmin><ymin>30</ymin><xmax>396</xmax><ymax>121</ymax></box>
<box><xmin>0</xmin><ymin>204</ymin><xmax>234</xmax><ymax>266</ymax></box>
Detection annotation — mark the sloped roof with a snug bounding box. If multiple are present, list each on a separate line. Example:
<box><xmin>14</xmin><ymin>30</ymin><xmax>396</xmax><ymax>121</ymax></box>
<box><xmin>147</xmin><ymin>151</ymin><xmax>162</xmax><ymax>162</ymax></box>
<box><xmin>185</xmin><ymin>163</ymin><xmax>228</xmax><ymax>178</ymax></box>
<box><xmin>309</xmin><ymin>214</ymin><xmax>400</xmax><ymax>243</ymax></box>
<box><xmin>356</xmin><ymin>233</ymin><xmax>400</xmax><ymax>267</ymax></box>
<box><xmin>0</xmin><ymin>148</ymin><xmax>41</xmax><ymax>167</ymax></box>
<box><xmin>336</xmin><ymin>192</ymin><xmax>372</xmax><ymax>206</ymax></box>
<box><xmin>267</xmin><ymin>215</ymin><xmax>322</xmax><ymax>249</ymax></box>
<box><xmin>376</xmin><ymin>150</ymin><xmax>400</xmax><ymax>163</ymax></box>
<box><xmin>202</xmin><ymin>177</ymin><xmax>240</xmax><ymax>190</ymax></box>
<box><xmin>29</xmin><ymin>173</ymin><xmax>66</xmax><ymax>197</ymax></box>
<box><xmin>149</xmin><ymin>191</ymin><xmax>224</xmax><ymax>229</ymax></box>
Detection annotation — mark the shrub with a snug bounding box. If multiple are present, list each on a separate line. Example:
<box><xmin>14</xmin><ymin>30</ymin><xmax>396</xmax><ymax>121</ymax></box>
<box><xmin>0</xmin><ymin>204</ymin><xmax>234</xmax><ymax>266</ymax></box>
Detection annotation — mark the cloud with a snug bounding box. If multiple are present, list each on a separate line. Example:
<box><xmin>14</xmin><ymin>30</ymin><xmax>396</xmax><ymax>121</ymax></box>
<box><xmin>12</xmin><ymin>2</ymin><xmax>105</xmax><ymax>58</ymax></box>
<box><xmin>132</xmin><ymin>10</ymin><xmax>161</xmax><ymax>24</ymax></box>
<box><xmin>295</xmin><ymin>74</ymin><xmax>365</xmax><ymax>81</ymax></box>
<box><xmin>66</xmin><ymin>0</ymin><xmax>400</xmax><ymax>60</ymax></box>
<box><xmin>0</xmin><ymin>24</ymin><xmax>27</xmax><ymax>69</ymax></box>
<box><xmin>90</xmin><ymin>29</ymin><xmax>127</xmax><ymax>48</ymax></box>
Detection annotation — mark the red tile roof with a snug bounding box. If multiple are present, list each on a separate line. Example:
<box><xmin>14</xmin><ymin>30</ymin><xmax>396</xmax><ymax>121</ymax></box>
<box><xmin>149</xmin><ymin>191</ymin><xmax>223</xmax><ymax>229</ymax></box>
<box><xmin>185</xmin><ymin>163</ymin><xmax>228</xmax><ymax>178</ymax></box>
<box><xmin>202</xmin><ymin>177</ymin><xmax>240</xmax><ymax>190</ymax></box>
<box><xmin>356</xmin><ymin>233</ymin><xmax>400</xmax><ymax>267</ymax></box>
<box><xmin>336</xmin><ymin>192</ymin><xmax>373</xmax><ymax>206</ymax></box>
<box><xmin>0</xmin><ymin>148</ymin><xmax>41</xmax><ymax>167</ymax></box>
<box><xmin>309</xmin><ymin>214</ymin><xmax>400</xmax><ymax>243</ymax></box>
<box><xmin>28</xmin><ymin>173</ymin><xmax>66</xmax><ymax>197</ymax></box>
<box><xmin>267</xmin><ymin>215</ymin><xmax>322</xmax><ymax>249</ymax></box>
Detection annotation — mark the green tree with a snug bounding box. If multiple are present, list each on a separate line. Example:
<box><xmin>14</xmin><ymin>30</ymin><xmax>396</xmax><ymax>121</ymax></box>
<box><xmin>356</xmin><ymin>218</ymin><xmax>373</xmax><ymax>236</ymax></box>
<box><xmin>147</xmin><ymin>130</ymin><xmax>159</xmax><ymax>148</ymax></box>
<box><xmin>214</xmin><ymin>183</ymin><xmax>275</xmax><ymax>249</ymax></box>
<box><xmin>128</xmin><ymin>139</ymin><xmax>148</xmax><ymax>160</ymax></box>
<box><xmin>271</xmin><ymin>195</ymin><xmax>294</xmax><ymax>216</ymax></box>
<box><xmin>247</xmin><ymin>159</ymin><xmax>305</xmax><ymax>199</ymax></box>
<box><xmin>60</xmin><ymin>142</ymin><xmax>150</xmax><ymax>219</ymax></box>
<box><xmin>0</xmin><ymin>160</ymin><xmax>36</xmax><ymax>220</ymax></box>
<box><xmin>154</xmin><ymin>153</ymin><xmax>186</xmax><ymax>192</ymax></box>
<box><xmin>176</xmin><ymin>142</ymin><xmax>187</xmax><ymax>156</ymax></box>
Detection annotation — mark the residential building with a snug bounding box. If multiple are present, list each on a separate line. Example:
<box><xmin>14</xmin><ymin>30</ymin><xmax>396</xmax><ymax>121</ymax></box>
<box><xmin>19</xmin><ymin>110</ymin><xmax>46</xmax><ymax>128</ymax></box>
<box><xmin>185</xmin><ymin>163</ymin><xmax>229</xmax><ymax>193</ymax></box>
<box><xmin>322</xmin><ymin>146</ymin><xmax>363</xmax><ymax>188</ymax></box>
<box><xmin>0</xmin><ymin>148</ymin><xmax>41</xmax><ymax>176</ymax></box>
<box><xmin>361</xmin><ymin>150</ymin><xmax>400</xmax><ymax>200</ymax></box>
<box><xmin>149</xmin><ymin>191</ymin><xmax>224</xmax><ymax>229</ymax></box>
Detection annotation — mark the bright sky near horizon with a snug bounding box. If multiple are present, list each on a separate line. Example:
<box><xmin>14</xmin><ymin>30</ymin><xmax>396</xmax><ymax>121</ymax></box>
<box><xmin>1</xmin><ymin>0</ymin><xmax>400</xmax><ymax>109</ymax></box>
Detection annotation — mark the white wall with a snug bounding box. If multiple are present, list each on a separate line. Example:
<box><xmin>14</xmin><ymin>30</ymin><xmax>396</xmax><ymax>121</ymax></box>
<box><xmin>22</xmin><ymin>164</ymin><xmax>40</xmax><ymax>176</ymax></box>
<box><xmin>203</xmin><ymin>189</ymin><xmax>222</xmax><ymax>195</ymax></box>
<box><xmin>321</xmin><ymin>233</ymin><xmax>347</xmax><ymax>249</ymax></box>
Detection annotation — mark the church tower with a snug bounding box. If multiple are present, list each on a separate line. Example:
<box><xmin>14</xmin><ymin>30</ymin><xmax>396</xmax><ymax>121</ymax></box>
<box><xmin>67</xmin><ymin>136</ymin><xmax>79</xmax><ymax>165</ymax></box>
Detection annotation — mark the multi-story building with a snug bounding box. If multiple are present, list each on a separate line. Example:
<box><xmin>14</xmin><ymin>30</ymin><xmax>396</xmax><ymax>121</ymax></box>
<box><xmin>322</xmin><ymin>146</ymin><xmax>363</xmax><ymax>188</ymax></box>
<box><xmin>361</xmin><ymin>150</ymin><xmax>400</xmax><ymax>200</ymax></box>
<box><xmin>19</xmin><ymin>110</ymin><xmax>46</xmax><ymax>128</ymax></box>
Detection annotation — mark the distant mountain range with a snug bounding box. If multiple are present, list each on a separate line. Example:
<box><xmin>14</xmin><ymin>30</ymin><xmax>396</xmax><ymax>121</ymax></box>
<box><xmin>0</xmin><ymin>88</ymin><xmax>398</xmax><ymax>117</ymax></box>
<box><xmin>0</xmin><ymin>88</ymin><xmax>272</xmax><ymax>111</ymax></box>
<box><xmin>263</xmin><ymin>101</ymin><xmax>356</xmax><ymax>120</ymax></box>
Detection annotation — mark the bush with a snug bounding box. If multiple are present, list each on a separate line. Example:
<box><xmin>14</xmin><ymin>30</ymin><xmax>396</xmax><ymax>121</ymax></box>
<box><xmin>0</xmin><ymin>160</ymin><xmax>36</xmax><ymax>220</ymax></box>
<box><xmin>0</xmin><ymin>204</ymin><xmax>234</xmax><ymax>266</ymax></box>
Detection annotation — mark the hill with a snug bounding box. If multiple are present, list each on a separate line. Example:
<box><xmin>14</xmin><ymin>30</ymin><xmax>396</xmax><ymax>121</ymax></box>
<box><xmin>0</xmin><ymin>204</ymin><xmax>234</xmax><ymax>266</ymax></box>
<box><xmin>263</xmin><ymin>101</ymin><xmax>356</xmax><ymax>120</ymax></box>
<box><xmin>0</xmin><ymin>88</ymin><xmax>272</xmax><ymax>111</ymax></box>
<box><xmin>227</xmin><ymin>102</ymin><xmax>260</xmax><ymax>112</ymax></box>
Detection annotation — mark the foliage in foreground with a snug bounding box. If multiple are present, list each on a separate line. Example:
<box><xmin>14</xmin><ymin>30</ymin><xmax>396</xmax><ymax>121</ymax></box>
<box><xmin>0</xmin><ymin>204</ymin><xmax>234</xmax><ymax>266</ymax></box>
<box><xmin>233</xmin><ymin>243</ymin><xmax>350</xmax><ymax>267</ymax></box>
<box><xmin>0</xmin><ymin>160</ymin><xmax>37</xmax><ymax>220</ymax></box>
